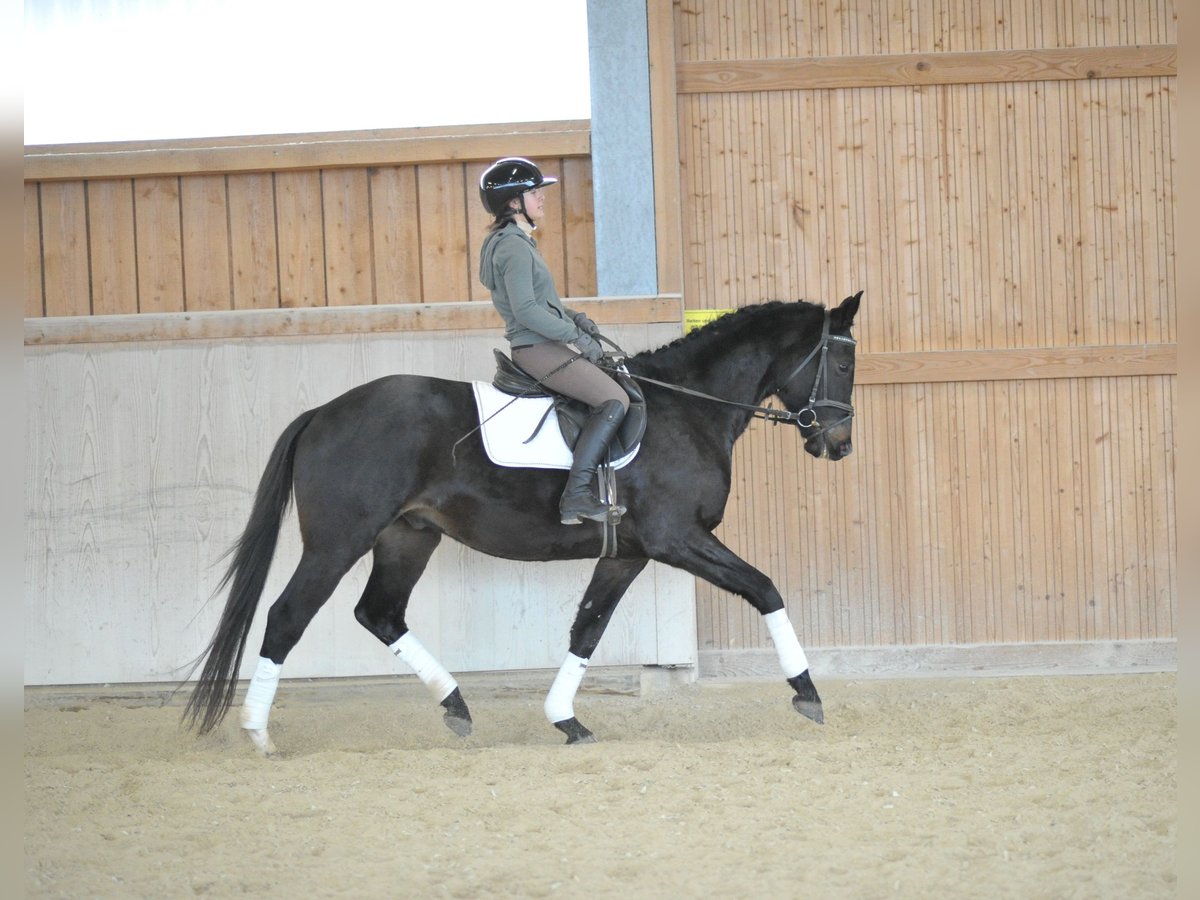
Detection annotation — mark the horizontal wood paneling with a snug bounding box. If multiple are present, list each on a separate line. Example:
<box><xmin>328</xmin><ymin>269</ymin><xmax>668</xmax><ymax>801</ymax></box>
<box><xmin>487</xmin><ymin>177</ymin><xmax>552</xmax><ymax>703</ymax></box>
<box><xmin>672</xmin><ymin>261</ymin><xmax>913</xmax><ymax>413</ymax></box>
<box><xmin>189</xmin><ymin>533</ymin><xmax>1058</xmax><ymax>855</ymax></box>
<box><xmin>24</xmin><ymin>297</ymin><xmax>683</xmax><ymax>345</ymax></box>
<box><xmin>24</xmin><ymin>122</ymin><xmax>597</xmax><ymax>316</ymax></box>
<box><xmin>24</xmin><ymin>120</ymin><xmax>592</xmax><ymax>181</ymax></box>
<box><xmin>677</xmin><ymin>45</ymin><xmax>1177</xmax><ymax>92</ymax></box>
<box><xmin>671</xmin><ymin>0</ymin><xmax>1177</xmax><ymax>661</ymax></box>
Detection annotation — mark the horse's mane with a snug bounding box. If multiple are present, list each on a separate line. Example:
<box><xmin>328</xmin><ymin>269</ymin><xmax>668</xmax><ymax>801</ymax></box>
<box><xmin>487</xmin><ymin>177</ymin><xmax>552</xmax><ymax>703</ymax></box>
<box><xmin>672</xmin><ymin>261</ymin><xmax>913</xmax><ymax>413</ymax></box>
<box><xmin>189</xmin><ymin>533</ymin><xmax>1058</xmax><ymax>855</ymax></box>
<box><xmin>631</xmin><ymin>300</ymin><xmax>825</xmax><ymax>375</ymax></box>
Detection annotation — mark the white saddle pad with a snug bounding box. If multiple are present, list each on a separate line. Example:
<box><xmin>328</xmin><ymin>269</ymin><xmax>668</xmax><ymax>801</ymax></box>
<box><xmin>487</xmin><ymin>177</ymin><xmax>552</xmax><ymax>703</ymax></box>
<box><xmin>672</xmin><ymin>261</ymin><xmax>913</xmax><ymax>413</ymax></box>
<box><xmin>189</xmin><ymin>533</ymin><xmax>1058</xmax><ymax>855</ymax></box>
<box><xmin>471</xmin><ymin>382</ymin><xmax>639</xmax><ymax>471</ymax></box>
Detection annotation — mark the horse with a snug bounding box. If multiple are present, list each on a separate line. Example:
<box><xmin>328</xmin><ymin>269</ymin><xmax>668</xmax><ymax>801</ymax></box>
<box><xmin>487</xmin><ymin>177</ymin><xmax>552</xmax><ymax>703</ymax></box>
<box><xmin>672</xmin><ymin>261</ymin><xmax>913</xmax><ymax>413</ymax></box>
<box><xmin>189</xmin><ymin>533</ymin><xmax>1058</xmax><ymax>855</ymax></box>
<box><xmin>182</xmin><ymin>292</ymin><xmax>862</xmax><ymax>754</ymax></box>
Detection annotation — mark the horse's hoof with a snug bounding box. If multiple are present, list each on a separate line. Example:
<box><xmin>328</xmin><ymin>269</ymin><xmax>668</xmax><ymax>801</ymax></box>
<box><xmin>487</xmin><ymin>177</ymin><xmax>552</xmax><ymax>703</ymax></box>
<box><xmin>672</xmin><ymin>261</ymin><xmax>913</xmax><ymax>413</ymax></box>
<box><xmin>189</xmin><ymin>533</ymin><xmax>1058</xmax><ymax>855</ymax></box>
<box><xmin>440</xmin><ymin>688</ymin><xmax>473</xmax><ymax>737</ymax></box>
<box><xmin>553</xmin><ymin>716</ymin><xmax>597</xmax><ymax>744</ymax></box>
<box><xmin>792</xmin><ymin>696</ymin><xmax>825</xmax><ymax>725</ymax></box>
<box><xmin>244</xmin><ymin>727</ymin><xmax>278</xmax><ymax>756</ymax></box>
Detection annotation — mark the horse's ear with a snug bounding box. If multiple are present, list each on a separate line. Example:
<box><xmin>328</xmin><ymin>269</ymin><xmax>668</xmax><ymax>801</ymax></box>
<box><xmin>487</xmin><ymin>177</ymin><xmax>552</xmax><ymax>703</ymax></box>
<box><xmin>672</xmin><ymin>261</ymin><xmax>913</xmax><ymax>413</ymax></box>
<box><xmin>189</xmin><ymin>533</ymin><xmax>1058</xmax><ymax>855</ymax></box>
<box><xmin>833</xmin><ymin>290</ymin><xmax>862</xmax><ymax>327</ymax></box>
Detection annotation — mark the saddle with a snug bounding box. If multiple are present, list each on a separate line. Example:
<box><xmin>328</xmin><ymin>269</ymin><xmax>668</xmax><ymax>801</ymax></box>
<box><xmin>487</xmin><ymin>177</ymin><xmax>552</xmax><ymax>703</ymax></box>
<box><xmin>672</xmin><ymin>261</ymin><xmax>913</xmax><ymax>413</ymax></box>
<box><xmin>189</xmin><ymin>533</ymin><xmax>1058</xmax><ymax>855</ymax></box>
<box><xmin>491</xmin><ymin>349</ymin><xmax>647</xmax><ymax>459</ymax></box>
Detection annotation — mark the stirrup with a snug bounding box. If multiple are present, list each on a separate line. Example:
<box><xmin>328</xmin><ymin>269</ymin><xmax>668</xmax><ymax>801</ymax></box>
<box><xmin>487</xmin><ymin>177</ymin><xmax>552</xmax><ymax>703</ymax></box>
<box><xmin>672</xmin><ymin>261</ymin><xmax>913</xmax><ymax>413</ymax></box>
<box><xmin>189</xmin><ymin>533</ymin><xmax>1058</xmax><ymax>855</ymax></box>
<box><xmin>560</xmin><ymin>493</ymin><xmax>625</xmax><ymax>525</ymax></box>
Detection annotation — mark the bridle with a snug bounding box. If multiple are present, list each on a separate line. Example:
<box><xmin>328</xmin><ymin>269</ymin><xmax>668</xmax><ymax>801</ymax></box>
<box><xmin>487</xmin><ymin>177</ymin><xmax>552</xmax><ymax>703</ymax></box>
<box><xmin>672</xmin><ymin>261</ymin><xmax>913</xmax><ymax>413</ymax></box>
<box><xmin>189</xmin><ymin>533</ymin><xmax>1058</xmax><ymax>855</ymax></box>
<box><xmin>600</xmin><ymin>310</ymin><xmax>856</xmax><ymax>439</ymax></box>
<box><xmin>776</xmin><ymin>310</ymin><xmax>857</xmax><ymax>440</ymax></box>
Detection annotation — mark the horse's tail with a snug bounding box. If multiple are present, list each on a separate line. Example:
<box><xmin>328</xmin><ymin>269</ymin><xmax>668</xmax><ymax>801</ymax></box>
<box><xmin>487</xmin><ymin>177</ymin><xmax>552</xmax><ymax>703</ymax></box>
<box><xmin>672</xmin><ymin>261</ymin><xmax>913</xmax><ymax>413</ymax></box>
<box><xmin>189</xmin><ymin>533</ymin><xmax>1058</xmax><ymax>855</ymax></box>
<box><xmin>181</xmin><ymin>408</ymin><xmax>320</xmax><ymax>734</ymax></box>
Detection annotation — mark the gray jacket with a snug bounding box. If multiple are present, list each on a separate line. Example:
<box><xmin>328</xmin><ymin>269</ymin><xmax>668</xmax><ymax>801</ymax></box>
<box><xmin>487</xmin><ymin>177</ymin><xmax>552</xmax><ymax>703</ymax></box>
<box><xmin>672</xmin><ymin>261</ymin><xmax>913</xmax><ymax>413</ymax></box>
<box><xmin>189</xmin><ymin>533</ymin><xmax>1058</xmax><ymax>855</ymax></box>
<box><xmin>479</xmin><ymin>222</ymin><xmax>582</xmax><ymax>347</ymax></box>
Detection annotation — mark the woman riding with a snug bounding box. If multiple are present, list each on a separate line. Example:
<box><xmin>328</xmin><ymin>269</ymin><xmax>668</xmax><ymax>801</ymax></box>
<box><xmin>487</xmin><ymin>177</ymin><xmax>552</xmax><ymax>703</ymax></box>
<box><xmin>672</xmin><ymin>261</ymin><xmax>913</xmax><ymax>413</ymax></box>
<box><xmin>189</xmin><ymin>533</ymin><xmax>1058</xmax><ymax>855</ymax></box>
<box><xmin>478</xmin><ymin>157</ymin><xmax>629</xmax><ymax>525</ymax></box>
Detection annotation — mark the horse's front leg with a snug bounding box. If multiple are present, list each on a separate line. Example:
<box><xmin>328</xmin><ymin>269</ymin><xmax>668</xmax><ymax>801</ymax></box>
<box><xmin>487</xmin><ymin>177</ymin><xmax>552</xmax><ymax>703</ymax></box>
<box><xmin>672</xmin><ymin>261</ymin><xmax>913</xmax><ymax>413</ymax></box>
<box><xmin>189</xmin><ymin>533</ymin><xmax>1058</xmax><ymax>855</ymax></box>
<box><xmin>546</xmin><ymin>557</ymin><xmax>649</xmax><ymax>743</ymax></box>
<box><xmin>656</xmin><ymin>532</ymin><xmax>824</xmax><ymax>725</ymax></box>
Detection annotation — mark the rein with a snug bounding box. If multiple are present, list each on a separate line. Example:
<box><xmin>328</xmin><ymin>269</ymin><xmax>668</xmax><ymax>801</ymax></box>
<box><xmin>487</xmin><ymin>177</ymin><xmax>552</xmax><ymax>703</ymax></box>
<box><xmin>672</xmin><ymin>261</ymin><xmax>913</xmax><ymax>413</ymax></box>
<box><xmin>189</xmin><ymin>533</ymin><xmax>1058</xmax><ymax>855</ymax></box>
<box><xmin>600</xmin><ymin>310</ymin><xmax>856</xmax><ymax>436</ymax></box>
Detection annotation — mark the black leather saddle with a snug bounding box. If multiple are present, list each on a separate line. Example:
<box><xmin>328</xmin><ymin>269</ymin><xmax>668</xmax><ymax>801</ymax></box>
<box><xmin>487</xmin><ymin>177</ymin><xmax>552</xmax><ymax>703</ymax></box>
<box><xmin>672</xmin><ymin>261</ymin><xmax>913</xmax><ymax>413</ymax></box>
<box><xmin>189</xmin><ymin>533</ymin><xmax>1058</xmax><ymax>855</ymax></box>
<box><xmin>491</xmin><ymin>349</ymin><xmax>647</xmax><ymax>459</ymax></box>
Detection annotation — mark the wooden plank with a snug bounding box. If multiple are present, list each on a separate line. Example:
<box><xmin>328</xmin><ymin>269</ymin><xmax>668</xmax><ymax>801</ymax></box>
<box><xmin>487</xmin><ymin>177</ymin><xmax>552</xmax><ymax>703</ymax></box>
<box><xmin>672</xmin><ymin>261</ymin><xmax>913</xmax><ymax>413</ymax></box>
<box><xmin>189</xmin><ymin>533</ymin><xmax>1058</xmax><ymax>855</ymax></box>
<box><xmin>275</xmin><ymin>170</ymin><xmax>326</xmax><ymax>308</ymax></box>
<box><xmin>371</xmin><ymin>166</ymin><xmax>424</xmax><ymax>305</ymax></box>
<box><xmin>698</xmin><ymin>640</ymin><xmax>1177</xmax><ymax>679</ymax></box>
<box><xmin>559</xmin><ymin>157</ymin><xmax>597</xmax><ymax>297</ymax></box>
<box><xmin>133</xmin><ymin>177</ymin><xmax>185</xmax><ymax>313</ymax></box>
<box><xmin>24</xmin><ymin>183</ymin><xmax>44</xmax><ymax>317</ymax></box>
<box><xmin>415</xmin><ymin>164</ymin><xmax>469</xmax><ymax>302</ymax></box>
<box><xmin>534</xmin><ymin>158</ymin><xmax>568</xmax><ymax>295</ymax></box>
<box><xmin>86</xmin><ymin>180</ymin><xmax>138</xmax><ymax>316</ymax></box>
<box><xmin>227</xmin><ymin>173</ymin><xmax>280</xmax><ymax>310</ymax></box>
<box><xmin>180</xmin><ymin>175</ymin><xmax>232</xmax><ymax>311</ymax></box>
<box><xmin>322</xmin><ymin>169</ymin><xmax>373</xmax><ymax>306</ymax></box>
<box><xmin>24</xmin><ymin>296</ymin><xmax>685</xmax><ymax>346</ymax></box>
<box><xmin>25</xmin><ymin>121</ymin><xmax>593</xmax><ymax>182</ymax></box>
<box><xmin>856</xmin><ymin>344</ymin><xmax>1177</xmax><ymax>383</ymax></box>
<box><xmin>38</xmin><ymin>181</ymin><xmax>90</xmax><ymax>316</ymax></box>
<box><xmin>677</xmin><ymin>45</ymin><xmax>1178</xmax><ymax>93</ymax></box>
<box><xmin>464</xmin><ymin>163</ymin><xmax>492</xmax><ymax>303</ymax></box>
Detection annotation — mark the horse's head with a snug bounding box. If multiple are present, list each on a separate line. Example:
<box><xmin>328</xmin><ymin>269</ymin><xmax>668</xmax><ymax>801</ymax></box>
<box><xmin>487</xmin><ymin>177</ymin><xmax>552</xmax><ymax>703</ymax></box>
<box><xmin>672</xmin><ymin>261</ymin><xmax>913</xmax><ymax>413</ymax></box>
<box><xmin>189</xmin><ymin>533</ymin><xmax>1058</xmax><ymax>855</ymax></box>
<box><xmin>776</xmin><ymin>291</ymin><xmax>861</xmax><ymax>461</ymax></box>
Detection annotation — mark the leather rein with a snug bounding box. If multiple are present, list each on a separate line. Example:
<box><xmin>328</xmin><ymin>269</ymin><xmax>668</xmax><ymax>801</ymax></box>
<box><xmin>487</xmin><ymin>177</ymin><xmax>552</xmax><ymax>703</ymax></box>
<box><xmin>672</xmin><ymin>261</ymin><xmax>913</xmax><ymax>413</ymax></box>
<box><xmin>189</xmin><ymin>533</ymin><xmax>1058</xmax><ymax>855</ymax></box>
<box><xmin>600</xmin><ymin>310</ymin><xmax>856</xmax><ymax>438</ymax></box>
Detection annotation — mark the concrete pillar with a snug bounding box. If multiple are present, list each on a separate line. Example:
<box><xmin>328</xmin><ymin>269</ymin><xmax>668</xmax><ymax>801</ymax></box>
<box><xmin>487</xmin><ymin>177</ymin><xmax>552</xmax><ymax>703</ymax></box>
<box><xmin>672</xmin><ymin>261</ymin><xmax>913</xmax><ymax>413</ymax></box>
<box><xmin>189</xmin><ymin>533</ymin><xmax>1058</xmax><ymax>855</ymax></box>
<box><xmin>586</xmin><ymin>0</ymin><xmax>657</xmax><ymax>296</ymax></box>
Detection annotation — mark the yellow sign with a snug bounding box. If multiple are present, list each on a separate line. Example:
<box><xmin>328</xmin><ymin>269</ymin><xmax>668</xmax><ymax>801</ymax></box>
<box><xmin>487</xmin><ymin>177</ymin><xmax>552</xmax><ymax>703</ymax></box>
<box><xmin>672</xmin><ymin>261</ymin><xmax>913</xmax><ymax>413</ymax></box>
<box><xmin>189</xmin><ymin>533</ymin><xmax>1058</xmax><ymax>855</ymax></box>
<box><xmin>683</xmin><ymin>308</ymin><xmax>736</xmax><ymax>334</ymax></box>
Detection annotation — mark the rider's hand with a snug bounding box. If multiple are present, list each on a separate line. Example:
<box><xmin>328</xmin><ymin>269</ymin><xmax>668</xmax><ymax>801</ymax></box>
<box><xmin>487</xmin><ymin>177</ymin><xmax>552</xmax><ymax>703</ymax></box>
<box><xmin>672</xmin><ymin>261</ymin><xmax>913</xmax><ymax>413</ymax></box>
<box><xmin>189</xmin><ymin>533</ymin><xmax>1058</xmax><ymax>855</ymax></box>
<box><xmin>573</xmin><ymin>312</ymin><xmax>601</xmax><ymax>337</ymax></box>
<box><xmin>574</xmin><ymin>332</ymin><xmax>604</xmax><ymax>362</ymax></box>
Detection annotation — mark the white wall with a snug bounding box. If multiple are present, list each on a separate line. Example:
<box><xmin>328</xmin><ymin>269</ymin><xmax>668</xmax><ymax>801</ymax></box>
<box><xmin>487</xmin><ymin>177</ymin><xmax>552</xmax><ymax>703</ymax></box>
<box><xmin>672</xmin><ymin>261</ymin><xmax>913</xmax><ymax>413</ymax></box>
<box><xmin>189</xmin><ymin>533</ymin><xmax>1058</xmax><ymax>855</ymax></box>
<box><xmin>24</xmin><ymin>322</ymin><xmax>696</xmax><ymax>685</ymax></box>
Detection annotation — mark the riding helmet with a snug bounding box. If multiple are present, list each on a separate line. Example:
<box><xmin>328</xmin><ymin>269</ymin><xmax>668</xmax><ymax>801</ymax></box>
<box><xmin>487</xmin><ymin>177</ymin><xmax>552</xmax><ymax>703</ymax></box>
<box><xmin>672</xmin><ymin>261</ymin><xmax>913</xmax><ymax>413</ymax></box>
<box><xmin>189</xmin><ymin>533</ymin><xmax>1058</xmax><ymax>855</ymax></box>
<box><xmin>479</xmin><ymin>157</ymin><xmax>558</xmax><ymax>215</ymax></box>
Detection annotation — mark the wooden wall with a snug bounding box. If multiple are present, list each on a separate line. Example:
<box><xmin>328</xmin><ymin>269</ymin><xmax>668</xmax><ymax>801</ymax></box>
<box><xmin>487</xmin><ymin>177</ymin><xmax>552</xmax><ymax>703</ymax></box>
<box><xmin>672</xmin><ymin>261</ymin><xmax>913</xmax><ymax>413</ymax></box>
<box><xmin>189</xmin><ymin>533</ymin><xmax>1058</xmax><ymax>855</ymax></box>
<box><xmin>664</xmin><ymin>0</ymin><xmax>1177</xmax><ymax>671</ymax></box>
<box><xmin>24</xmin><ymin>121</ymin><xmax>596</xmax><ymax>317</ymax></box>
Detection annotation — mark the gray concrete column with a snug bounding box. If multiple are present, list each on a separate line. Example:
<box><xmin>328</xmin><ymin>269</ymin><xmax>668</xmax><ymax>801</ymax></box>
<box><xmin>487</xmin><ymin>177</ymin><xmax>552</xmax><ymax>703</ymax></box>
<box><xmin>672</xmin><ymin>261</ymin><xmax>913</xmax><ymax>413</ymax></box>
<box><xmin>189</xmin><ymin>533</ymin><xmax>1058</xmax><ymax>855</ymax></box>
<box><xmin>586</xmin><ymin>0</ymin><xmax>657</xmax><ymax>295</ymax></box>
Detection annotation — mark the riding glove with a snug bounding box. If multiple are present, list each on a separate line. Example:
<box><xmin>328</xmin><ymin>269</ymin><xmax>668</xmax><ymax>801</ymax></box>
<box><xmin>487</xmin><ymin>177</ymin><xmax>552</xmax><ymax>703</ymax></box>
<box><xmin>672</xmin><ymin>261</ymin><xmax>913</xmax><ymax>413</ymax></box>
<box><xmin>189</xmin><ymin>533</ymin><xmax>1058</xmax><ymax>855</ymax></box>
<box><xmin>574</xmin><ymin>332</ymin><xmax>604</xmax><ymax>362</ymax></box>
<box><xmin>573</xmin><ymin>312</ymin><xmax>601</xmax><ymax>337</ymax></box>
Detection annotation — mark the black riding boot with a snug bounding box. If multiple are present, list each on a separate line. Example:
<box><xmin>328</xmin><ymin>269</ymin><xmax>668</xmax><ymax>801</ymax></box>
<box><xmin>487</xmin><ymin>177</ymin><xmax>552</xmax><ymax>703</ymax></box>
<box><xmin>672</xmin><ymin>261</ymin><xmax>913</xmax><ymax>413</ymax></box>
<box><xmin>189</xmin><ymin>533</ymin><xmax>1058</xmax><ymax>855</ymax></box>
<box><xmin>560</xmin><ymin>399</ymin><xmax>627</xmax><ymax>525</ymax></box>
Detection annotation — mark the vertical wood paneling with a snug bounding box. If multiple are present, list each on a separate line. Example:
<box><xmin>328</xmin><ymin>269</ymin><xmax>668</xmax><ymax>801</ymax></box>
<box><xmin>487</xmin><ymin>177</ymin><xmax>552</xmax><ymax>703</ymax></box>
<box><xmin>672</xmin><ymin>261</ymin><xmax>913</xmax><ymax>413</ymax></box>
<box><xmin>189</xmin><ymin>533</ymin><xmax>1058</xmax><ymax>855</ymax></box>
<box><xmin>275</xmin><ymin>170</ymin><xmax>326</xmax><ymax>308</ymax></box>
<box><xmin>465</xmin><ymin>161</ymin><xmax>492</xmax><ymax>303</ymax></box>
<box><xmin>322</xmin><ymin>169</ymin><xmax>373</xmax><ymax>306</ymax></box>
<box><xmin>560</xmin><ymin>156</ymin><xmax>597</xmax><ymax>297</ymax></box>
<box><xmin>180</xmin><ymin>175</ymin><xmax>232</xmax><ymax>311</ymax></box>
<box><xmin>678</xmin><ymin>0</ymin><xmax>1176</xmax><ymax>655</ymax></box>
<box><xmin>87</xmin><ymin>180</ymin><xmax>137</xmax><ymax>316</ymax></box>
<box><xmin>227</xmin><ymin>173</ymin><xmax>280</xmax><ymax>310</ymax></box>
<box><xmin>674</xmin><ymin>0</ymin><xmax>1176</xmax><ymax>58</ymax></box>
<box><xmin>27</xmin><ymin>125</ymin><xmax>596</xmax><ymax>314</ymax></box>
<box><xmin>39</xmin><ymin>181</ymin><xmax>90</xmax><ymax>317</ymax></box>
<box><xmin>134</xmin><ymin>177</ymin><xmax>184</xmax><ymax>313</ymax></box>
<box><xmin>370</xmin><ymin>166</ymin><xmax>423</xmax><ymax>304</ymax></box>
<box><xmin>415</xmin><ymin>164</ymin><xmax>469</xmax><ymax>302</ymax></box>
<box><xmin>24</xmin><ymin>184</ymin><xmax>44</xmax><ymax>317</ymax></box>
<box><xmin>535</xmin><ymin>160</ymin><xmax>568</xmax><ymax>295</ymax></box>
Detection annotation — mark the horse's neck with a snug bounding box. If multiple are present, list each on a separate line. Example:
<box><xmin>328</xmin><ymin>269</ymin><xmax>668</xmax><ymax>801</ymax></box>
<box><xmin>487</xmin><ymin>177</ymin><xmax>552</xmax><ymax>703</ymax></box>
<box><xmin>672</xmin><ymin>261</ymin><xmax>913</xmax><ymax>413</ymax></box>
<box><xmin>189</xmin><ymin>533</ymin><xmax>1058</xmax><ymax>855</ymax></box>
<box><xmin>633</xmin><ymin>335</ymin><xmax>780</xmax><ymax>443</ymax></box>
<box><xmin>680</xmin><ymin>340</ymin><xmax>780</xmax><ymax>406</ymax></box>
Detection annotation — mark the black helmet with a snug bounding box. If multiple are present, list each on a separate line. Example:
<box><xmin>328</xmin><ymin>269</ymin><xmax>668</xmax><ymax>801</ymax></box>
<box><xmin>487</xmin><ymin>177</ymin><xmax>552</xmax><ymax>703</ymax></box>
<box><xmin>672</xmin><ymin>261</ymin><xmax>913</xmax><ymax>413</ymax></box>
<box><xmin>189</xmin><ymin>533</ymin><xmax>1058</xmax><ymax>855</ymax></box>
<box><xmin>479</xmin><ymin>157</ymin><xmax>558</xmax><ymax>216</ymax></box>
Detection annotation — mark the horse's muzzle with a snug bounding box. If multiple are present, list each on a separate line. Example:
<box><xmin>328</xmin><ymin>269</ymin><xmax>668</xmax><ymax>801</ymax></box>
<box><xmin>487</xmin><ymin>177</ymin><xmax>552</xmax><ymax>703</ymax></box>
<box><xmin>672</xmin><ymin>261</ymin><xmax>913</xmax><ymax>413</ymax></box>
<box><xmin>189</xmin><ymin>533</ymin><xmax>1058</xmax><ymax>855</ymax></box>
<box><xmin>804</xmin><ymin>427</ymin><xmax>854</xmax><ymax>461</ymax></box>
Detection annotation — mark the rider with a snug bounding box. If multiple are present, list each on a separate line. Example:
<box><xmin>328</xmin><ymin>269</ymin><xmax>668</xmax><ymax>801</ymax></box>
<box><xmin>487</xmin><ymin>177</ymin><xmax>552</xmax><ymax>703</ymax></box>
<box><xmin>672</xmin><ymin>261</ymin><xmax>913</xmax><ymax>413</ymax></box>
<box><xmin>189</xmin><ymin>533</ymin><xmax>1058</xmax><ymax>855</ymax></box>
<box><xmin>478</xmin><ymin>157</ymin><xmax>629</xmax><ymax>525</ymax></box>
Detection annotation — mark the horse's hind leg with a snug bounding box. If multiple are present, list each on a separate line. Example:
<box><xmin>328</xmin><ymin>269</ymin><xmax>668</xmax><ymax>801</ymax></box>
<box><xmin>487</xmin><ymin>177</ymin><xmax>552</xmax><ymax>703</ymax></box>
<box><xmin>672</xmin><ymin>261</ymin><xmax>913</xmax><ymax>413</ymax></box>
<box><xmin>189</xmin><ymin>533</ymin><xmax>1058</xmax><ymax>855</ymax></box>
<box><xmin>352</xmin><ymin>521</ymin><xmax>472</xmax><ymax>737</ymax></box>
<box><xmin>242</xmin><ymin>549</ymin><xmax>364</xmax><ymax>755</ymax></box>
<box><xmin>546</xmin><ymin>557</ymin><xmax>649</xmax><ymax>744</ymax></box>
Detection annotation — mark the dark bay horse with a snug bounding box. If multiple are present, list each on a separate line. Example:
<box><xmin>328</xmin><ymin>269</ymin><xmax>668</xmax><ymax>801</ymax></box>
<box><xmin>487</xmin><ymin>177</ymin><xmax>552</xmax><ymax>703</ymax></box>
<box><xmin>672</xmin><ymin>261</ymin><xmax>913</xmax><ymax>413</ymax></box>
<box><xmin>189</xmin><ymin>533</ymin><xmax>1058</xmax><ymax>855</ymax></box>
<box><xmin>183</xmin><ymin>293</ymin><xmax>862</xmax><ymax>753</ymax></box>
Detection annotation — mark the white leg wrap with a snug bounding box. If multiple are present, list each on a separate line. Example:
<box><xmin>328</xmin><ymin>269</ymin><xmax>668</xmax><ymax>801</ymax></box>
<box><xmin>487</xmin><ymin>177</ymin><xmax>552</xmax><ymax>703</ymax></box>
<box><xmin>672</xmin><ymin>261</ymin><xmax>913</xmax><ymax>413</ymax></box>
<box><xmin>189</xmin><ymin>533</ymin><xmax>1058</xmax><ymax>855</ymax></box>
<box><xmin>764</xmin><ymin>609</ymin><xmax>809</xmax><ymax>679</ymax></box>
<box><xmin>240</xmin><ymin>656</ymin><xmax>282</xmax><ymax>731</ymax></box>
<box><xmin>544</xmin><ymin>653</ymin><xmax>589</xmax><ymax>724</ymax></box>
<box><xmin>389</xmin><ymin>632</ymin><xmax>458</xmax><ymax>703</ymax></box>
